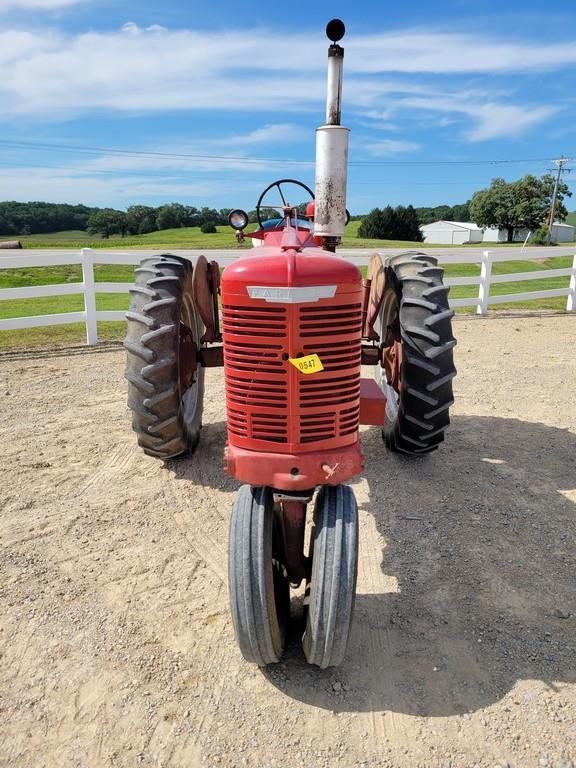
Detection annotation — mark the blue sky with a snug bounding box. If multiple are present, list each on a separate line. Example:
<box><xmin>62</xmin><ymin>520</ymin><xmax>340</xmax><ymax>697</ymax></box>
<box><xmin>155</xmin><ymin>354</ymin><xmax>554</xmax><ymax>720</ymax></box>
<box><xmin>1</xmin><ymin>0</ymin><xmax>575</xmax><ymax>214</ymax></box>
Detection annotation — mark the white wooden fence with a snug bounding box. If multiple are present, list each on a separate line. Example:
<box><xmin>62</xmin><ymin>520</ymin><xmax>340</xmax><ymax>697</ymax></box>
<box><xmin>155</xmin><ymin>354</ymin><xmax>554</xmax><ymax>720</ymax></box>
<box><xmin>0</xmin><ymin>247</ymin><xmax>574</xmax><ymax>345</ymax></box>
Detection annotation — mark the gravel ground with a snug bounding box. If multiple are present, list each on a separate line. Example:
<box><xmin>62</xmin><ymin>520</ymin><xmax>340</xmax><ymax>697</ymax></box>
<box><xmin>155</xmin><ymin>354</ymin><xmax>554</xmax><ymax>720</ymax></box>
<box><xmin>0</xmin><ymin>315</ymin><xmax>575</xmax><ymax>768</ymax></box>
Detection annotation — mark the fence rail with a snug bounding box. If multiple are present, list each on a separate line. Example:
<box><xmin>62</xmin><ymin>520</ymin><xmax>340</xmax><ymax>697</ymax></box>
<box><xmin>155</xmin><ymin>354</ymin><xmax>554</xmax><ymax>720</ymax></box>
<box><xmin>1</xmin><ymin>247</ymin><xmax>574</xmax><ymax>345</ymax></box>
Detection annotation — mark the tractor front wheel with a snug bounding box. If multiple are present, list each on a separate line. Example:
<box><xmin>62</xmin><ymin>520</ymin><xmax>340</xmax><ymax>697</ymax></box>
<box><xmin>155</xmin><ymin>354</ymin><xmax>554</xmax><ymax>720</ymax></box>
<box><xmin>375</xmin><ymin>251</ymin><xmax>456</xmax><ymax>455</ymax></box>
<box><xmin>302</xmin><ymin>484</ymin><xmax>358</xmax><ymax>669</ymax></box>
<box><xmin>124</xmin><ymin>254</ymin><xmax>205</xmax><ymax>459</ymax></box>
<box><xmin>228</xmin><ymin>485</ymin><xmax>290</xmax><ymax>666</ymax></box>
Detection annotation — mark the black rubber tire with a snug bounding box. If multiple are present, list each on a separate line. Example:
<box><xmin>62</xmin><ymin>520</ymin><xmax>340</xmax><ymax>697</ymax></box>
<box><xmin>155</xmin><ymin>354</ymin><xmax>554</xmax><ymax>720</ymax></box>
<box><xmin>124</xmin><ymin>254</ymin><xmax>205</xmax><ymax>459</ymax></box>
<box><xmin>228</xmin><ymin>485</ymin><xmax>290</xmax><ymax>666</ymax></box>
<box><xmin>375</xmin><ymin>251</ymin><xmax>457</xmax><ymax>455</ymax></box>
<box><xmin>302</xmin><ymin>484</ymin><xmax>358</xmax><ymax>669</ymax></box>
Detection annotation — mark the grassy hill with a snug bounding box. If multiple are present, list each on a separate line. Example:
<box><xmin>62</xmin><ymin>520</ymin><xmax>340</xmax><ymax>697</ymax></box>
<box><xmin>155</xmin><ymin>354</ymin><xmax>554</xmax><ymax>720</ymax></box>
<box><xmin>3</xmin><ymin>217</ymin><xmax>576</xmax><ymax>250</ymax></box>
<box><xmin>0</xmin><ymin>222</ymin><xmax>458</xmax><ymax>251</ymax></box>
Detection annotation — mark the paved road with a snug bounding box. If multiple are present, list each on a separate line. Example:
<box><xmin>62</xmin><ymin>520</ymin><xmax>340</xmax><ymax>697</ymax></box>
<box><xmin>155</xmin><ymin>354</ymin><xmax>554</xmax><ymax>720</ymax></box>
<box><xmin>2</xmin><ymin>245</ymin><xmax>574</xmax><ymax>267</ymax></box>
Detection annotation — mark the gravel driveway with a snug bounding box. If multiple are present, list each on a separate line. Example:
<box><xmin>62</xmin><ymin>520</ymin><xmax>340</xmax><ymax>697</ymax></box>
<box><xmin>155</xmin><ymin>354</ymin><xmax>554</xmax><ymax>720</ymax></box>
<box><xmin>1</xmin><ymin>315</ymin><xmax>575</xmax><ymax>768</ymax></box>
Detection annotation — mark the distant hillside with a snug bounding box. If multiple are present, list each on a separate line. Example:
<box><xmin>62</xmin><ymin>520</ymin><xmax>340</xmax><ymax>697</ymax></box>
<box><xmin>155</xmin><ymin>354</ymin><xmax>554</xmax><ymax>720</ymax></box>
<box><xmin>565</xmin><ymin>212</ymin><xmax>576</xmax><ymax>227</ymax></box>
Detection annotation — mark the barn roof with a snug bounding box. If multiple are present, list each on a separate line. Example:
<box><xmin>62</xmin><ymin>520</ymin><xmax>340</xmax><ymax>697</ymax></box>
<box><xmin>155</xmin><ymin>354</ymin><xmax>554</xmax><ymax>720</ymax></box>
<box><xmin>420</xmin><ymin>220</ymin><xmax>482</xmax><ymax>230</ymax></box>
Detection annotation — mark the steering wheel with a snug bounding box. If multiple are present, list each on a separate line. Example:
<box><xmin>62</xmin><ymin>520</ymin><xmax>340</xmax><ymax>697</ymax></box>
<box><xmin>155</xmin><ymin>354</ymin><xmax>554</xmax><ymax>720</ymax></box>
<box><xmin>255</xmin><ymin>178</ymin><xmax>315</xmax><ymax>228</ymax></box>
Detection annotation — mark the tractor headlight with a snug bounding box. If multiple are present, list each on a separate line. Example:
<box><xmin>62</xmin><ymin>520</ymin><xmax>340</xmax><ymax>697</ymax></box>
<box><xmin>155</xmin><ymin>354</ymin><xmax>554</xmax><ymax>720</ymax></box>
<box><xmin>229</xmin><ymin>209</ymin><xmax>249</xmax><ymax>230</ymax></box>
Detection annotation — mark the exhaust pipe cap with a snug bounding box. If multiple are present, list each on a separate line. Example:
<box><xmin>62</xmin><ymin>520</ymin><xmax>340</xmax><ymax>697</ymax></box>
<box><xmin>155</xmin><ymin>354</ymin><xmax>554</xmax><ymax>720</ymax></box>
<box><xmin>326</xmin><ymin>18</ymin><xmax>345</xmax><ymax>43</ymax></box>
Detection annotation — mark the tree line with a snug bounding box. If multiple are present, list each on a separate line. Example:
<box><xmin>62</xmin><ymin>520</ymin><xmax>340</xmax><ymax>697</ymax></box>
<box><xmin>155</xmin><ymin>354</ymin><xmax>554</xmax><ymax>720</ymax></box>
<box><xmin>0</xmin><ymin>201</ymin><xmax>284</xmax><ymax>238</ymax></box>
<box><xmin>1</xmin><ymin>172</ymin><xmax>571</xmax><ymax>243</ymax></box>
<box><xmin>357</xmin><ymin>173</ymin><xmax>571</xmax><ymax>242</ymax></box>
<box><xmin>86</xmin><ymin>204</ymin><xmax>240</xmax><ymax>237</ymax></box>
<box><xmin>0</xmin><ymin>201</ymin><xmax>93</xmax><ymax>236</ymax></box>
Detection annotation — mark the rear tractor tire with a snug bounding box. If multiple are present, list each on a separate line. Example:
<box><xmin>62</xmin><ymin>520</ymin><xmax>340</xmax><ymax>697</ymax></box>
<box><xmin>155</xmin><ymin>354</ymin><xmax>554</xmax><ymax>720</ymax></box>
<box><xmin>375</xmin><ymin>251</ymin><xmax>457</xmax><ymax>455</ymax></box>
<box><xmin>124</xmin><ymin>254</ymin><xmax>205</xmax><ymax>459</ymax></box>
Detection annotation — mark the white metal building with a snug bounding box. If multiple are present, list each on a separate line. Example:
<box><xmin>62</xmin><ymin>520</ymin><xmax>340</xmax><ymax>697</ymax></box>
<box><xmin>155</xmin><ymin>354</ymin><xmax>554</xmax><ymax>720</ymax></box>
<box><xmin>422</xmin><ymin>220</ymin><xmax>575</xmax><ymax>245</ymax></box>
<box><xmin>549</xmin><ymin>222</ymin><xmax>575</xmax><ymax>242</ymax></box>
<box><xmin>482</xmin><ymin>222</ymin><xmax>575</xmax><ymax>243</ymax></box>
<box><xmin>420</xmin><ymin>220</ymin><xmax>483</xmax><ymax>244</ymax></box>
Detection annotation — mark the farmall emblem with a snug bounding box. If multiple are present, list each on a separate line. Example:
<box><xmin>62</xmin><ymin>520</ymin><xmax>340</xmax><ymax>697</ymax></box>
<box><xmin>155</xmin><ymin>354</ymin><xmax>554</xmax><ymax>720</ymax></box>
<box><xmin>246</xmin><ymin>285</ymin><xmax>337</xmax><ymax>303</ymax></box>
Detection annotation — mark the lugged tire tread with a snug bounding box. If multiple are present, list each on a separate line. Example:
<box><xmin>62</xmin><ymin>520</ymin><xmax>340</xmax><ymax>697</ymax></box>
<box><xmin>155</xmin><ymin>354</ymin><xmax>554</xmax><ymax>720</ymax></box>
<box><xmin>123</xmin><ymin>339</ymin><xmax>155</xmax><ymax>363</ymax></box>
<box><xmin>375</xmin><ymin>251</ymin><xmax>456</xmax><ymax>454</ymax></box>
<box><xmin>144</xmin><ymin>386</ymin><xmax>178</xmax><ymax>408</ymax></box>
<box><xmin>125</xmin><ymin>310</ymin><xmax>156</xmax><ymax>328</ymax></box>
<box><xmin>124</xmin><ymin>255</ymin><xmax>205</xmax><ymax>459</ymax></box>
<box><xmin>129</xmin><ymin>285</ymin><xmax>157</xmax><ymax>298</ymax></box>
<box><xmin>125</xmin><ymin>370</ymin><xmax>155</xmax><ymax>395</ymax></box>
<box><xmin>425</xmin><ymin>309</ymin><xmax>455</xmax><ymax>327</ymax></box>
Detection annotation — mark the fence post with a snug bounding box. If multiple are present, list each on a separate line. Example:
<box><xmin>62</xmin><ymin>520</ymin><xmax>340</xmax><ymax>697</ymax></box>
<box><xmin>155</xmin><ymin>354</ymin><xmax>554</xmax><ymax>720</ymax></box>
<box><xmin>567</xmin><ymin>253</ymin><xmax>576</xmax><ymax>312</ymax></box>
<box><xmin>476</xmin><ymin>250</ymin><xmax>492</xmax><ymax>315</ymax></box>
<box><xmin>81</xmin><ymin>247</ymin><xmax>98</xmax><ymax>345</ymax></box>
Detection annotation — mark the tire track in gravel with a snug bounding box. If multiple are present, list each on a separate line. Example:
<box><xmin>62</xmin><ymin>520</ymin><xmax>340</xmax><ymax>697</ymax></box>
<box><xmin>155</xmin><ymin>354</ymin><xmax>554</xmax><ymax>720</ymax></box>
<box><xmin>77</xmin><ymin>442</ymin><xmax>135</xmax><ymax>496</ymax></box>
<box><xmin>162</xmin><ymin>482</ymin><xmax>227</xmax><ymax>584</ymax></box>
<box><xmin>353</xmin><ymin>475</ymin><xmax>410</xmax><ymax>746</ymax></box>
<box><xmin>159</xmin><ymin>459</ymin><xmax>241</xmax><ymax>753</ymax></box>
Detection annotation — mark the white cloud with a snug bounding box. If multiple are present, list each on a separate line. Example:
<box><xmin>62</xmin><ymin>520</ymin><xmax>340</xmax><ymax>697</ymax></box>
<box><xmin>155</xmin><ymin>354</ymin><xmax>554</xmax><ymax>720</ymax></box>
<box><xmin>466</xmin><ymin>103</ymin><xmax>558</xmax><ymax>141</ymax></box>
<box><xmin>0</xmin><ymin>23</ymin><xmax>566</xmax><ymax>150</ymax></box>
<box><xmin>365</xmin><ymin>139</ymin><xmax>420</xmax><ymax>156</ymax></box>
<box><xmin>0</xmin><ymin>0</ymin><xmax>81</xmax><ymax>9</ymax></box>
<box><xmin>0</xmin><ymin>165</ymin><xmax>257</xmax><ymax>207</ymax></box>
<box><xmin>0</xmin><ymin>124</ymin><xmax>313</xmax><ymax>205</ymax></box>
<box><xmin>0</xmin><ymin>23</ymin><xmax>575</xmax><ymax>120</ymax></box>
<box><xmin>346</xmin><ymin>31</ymin><xmax>576</xmax><ymax>74</ymax></box>
<box><xmin>78</xmin><ymin>125</ymin><xmax>310</xmax><ymax>175</ymax></box>
<box><xmin>223</xmin><ymin>124</ymin><xmax>307</xmax><ymax>146</ymax></box>
<box><xmin>397</xmin><ymin>94</ymin><xmax>558</xmax><ymax>141</ymax></box>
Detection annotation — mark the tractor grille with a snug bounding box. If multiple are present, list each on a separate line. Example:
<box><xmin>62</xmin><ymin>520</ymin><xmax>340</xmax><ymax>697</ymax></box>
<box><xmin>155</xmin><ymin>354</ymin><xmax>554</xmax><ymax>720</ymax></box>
<box><xmin>298</xmin><ymin>304</ymin><xmax>362</xmax><ymax>444</ymax></box>
<box><xmin>222</xmin><ymin>300</ymin><xmax>362</xmax><ymax>451</ymax></box>
<box><xmin>223</xmin><ymin>305</ymin><xmax>288</xmax><ymax>444</ymax></box>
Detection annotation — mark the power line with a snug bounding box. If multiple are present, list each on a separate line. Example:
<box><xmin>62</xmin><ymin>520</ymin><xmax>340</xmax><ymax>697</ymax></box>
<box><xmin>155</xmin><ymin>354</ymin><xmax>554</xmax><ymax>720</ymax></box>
<box><xmin>5</xmin><ymin>160</ymin><xmax>573</xmax><ymax>187</ymax></box>
<box><xmin>0</xmin><ymin>138</ymin><xmax>555</xmax><ymax>167</ymax></box>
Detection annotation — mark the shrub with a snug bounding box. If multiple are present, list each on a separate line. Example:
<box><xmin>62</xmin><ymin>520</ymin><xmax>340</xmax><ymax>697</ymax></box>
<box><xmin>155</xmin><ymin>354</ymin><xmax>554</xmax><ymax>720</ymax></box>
<box><xmin>200</xmin><ymin>221</ymin><xmax>217</xmax><ymax>234</ymax></box>
<box><xmin>357</xmin><ymin>205</ymin><xmax>423</xmax><ymax>241</ymax></box>
<box><xmin>533</xmin><ymin>226</ymin><xmax>550</xmax><ymax>245</ymax></box>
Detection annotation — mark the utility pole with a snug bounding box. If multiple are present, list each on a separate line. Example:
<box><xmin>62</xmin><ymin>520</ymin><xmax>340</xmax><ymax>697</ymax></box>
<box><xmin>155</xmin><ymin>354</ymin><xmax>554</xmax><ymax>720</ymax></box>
<box><xmin>547</xmin><ymin>156</ymin><xmax>571</xmax><ymax>244</ymax></box>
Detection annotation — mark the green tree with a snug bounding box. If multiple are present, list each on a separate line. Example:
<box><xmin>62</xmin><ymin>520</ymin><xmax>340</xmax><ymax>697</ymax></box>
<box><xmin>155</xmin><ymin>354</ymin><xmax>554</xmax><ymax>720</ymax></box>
<box><xmin>358</xmin><ymin>205</ymin><xmax>422</xmax><ymax>241</ymax></box>
<box><xmin>450</xmin><ymin>202</ymin><xmax>470</xmax><ymax>222</ymax></box>
<box><xmin>470</xmin><ymin>174</ymin><xmax>571</xmax><ymax>242</ymax></box>
<box><xmin>87</xmin><ymin>209</ymin><xmax>126</xmax><ymax>238</ymax></box>
<box><xmin>200</xmin><ymin>221</ymin><xmax>217</xmax><ymax>234</ymax></box>
<box><xmin>156</xmin><ymin>204</ymin><xmax>179</xmax><ymax>230</ymax></box>
<box><xmin>247</xmin><ymin>208</ymin><xmax>280</xmax><ymax>223</ymax></box>
<box><xmin>394</xmin><ymin>205</ymin><xmax>423</xmax><ymax>241</ymax></box>
<box><xmin>358</xmin><ymin>207</ymin><xmax>390</xmax><ymax>239</ymax></box>
<box><xmin>126</xmin><ymin>205</ymin><xmax>158</xmax><ymax>235</ymax></box>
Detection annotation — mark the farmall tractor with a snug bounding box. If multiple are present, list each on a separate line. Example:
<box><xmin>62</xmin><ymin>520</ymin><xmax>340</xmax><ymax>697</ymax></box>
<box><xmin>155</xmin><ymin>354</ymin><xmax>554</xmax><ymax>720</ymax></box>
<box><xmin>124</xmin><ymin>20</ymin><xmax>456</xmax><ymax>669</ymax></box>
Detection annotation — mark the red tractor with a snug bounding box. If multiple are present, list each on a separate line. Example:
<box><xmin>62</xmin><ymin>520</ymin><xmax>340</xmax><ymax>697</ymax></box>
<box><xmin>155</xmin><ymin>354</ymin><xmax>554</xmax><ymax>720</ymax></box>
<box><xmin>124</xmin><ymin>19</ymin><xmax>456</xmax><ymax>668</ymax></box>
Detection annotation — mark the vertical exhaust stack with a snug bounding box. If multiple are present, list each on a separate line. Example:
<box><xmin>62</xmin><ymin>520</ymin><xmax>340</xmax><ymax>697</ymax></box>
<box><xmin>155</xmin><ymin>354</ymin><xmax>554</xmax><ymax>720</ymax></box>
<box><xmin>314</xmin><ymin>19</ymin><xmax>349</xmax><ymax>249</ymax></box>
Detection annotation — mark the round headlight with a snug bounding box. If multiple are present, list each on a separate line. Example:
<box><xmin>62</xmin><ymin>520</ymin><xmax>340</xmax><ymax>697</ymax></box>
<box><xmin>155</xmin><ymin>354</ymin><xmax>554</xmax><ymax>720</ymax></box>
<box><xmin>228</xmin><ymin>209</ymin><xmax>249</xmax><ymax>230</ymax></box>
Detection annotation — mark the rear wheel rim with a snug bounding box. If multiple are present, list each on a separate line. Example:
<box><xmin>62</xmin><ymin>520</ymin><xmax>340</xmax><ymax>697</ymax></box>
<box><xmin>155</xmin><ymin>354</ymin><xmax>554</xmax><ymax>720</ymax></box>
<box><xmin>375</xmin><ymin>284</ymin><xmax>401</xmax><ymax>425</ymax></box>
<box><xmin>180</xmin><ymin>291</ymin><xmax>201</xmax><ymax>432</ymax></box>
<box><xmin>376</xmin><ymin>356</ymin><xmax>399</xmax><ymax>424</ymax></box>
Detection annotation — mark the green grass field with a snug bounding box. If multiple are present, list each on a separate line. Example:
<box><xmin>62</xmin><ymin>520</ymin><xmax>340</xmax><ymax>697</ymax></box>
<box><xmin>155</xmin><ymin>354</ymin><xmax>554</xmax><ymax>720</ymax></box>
<box><xmin>0</xmin><ymin>249</ymin><xmax>573</xmax><ymax>350</ymax></box>
<box><xmin>6</xmin><ymin>220</ymin><xmax>573</xmax><ymax>251</ymax></box>
<box><xmin>0</xmin><ymin>221</ymin><xmax>441</xmax><ymax>250</ymax></box>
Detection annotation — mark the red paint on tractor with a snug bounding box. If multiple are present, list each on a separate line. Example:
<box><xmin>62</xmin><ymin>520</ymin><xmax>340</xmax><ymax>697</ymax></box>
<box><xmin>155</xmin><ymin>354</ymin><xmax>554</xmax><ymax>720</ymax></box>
<box><xmin>359</xmin><ymin>377</ymin><xmax>387</xmax><ymax>425</ymax></box>
<box><xmin>221</xmin><ymin>224</ymin><xmax>364</xmax><ymax>491</ymax></box>
<box><xmin>224</xmin><ymin>441</ymin><xmax>364</xmax><ymax>491</ymax></box>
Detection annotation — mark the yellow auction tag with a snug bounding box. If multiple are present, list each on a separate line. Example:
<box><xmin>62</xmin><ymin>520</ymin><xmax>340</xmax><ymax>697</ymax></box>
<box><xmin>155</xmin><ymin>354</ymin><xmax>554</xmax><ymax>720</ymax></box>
<box><xmin>289</xmin><ymin>353</ymin><xmax>324</xmax><ymax>374</ymax></box>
